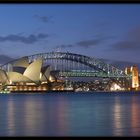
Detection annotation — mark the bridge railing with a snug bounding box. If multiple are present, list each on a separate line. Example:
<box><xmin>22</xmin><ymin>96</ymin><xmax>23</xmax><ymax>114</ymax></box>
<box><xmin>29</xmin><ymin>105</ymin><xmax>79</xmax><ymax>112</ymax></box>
<box><xmin>59</xmin><ymin>71</ymin><xmax>130</xmax><ymax>78</ymax></box>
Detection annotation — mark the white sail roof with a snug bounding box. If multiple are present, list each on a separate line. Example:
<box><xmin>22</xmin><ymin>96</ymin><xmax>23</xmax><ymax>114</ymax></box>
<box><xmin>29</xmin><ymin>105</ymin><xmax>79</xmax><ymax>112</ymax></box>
<box><xmin>0</xmin><ymin>69</ymin><xmax>9</xmax><ymax>84</ymax></box>
<box><xmin>13</xmin><ymin>57</ymin><xmax>29</xmax><ymax>68</ymax></box>
<box><xmin>41</xmin><ymin>65</ymin><xmax>51</xmax><ymax>81</ymax></box>
<box><xmin>23</xmin><ymin>58</ymin><xmax>42</xmax><ymax>83</ymax></box>
<box><xmin>7</xmin><ymin>72</ymin><xmax>33</xmax><ymax>83</ymax></box>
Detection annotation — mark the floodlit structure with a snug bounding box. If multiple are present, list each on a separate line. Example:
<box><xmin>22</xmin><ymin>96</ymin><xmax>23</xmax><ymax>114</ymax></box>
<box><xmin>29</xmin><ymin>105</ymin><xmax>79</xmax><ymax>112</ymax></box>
<box><xmin>0</xmin><ymin>69</ymin><xmax>9</xmax><ymax>84</ymax></box>
<box><xmin>131</xmin><ymin>66</ymin><xmax>139</xmax><ymax>89</ymax></box>
<box><xmin>0</xmin><ymin>57</ymin><xmax>54</xmax><ymax>92</ymax></box>
<box><xmin>125</xmin><ymin>67</ymin><xmax>131</xmax><ymax>75</ymax></box>
<box><xmin>125</xmin><ymin>66</ymin><xmax>140</xmax><ymax>90</ymax></box>
<box><xmin>0</xmin><ymin>51</ymin><xmax>136</xmax><ymax>92</ymax></box>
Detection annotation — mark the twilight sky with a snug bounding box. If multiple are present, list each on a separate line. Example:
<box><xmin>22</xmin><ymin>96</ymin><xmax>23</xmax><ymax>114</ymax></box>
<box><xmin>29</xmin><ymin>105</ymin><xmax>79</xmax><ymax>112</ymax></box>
<box><xmin>0</xmin><ymin>4</ymin><xmax>140</xmax><ymax>68</ymax></box>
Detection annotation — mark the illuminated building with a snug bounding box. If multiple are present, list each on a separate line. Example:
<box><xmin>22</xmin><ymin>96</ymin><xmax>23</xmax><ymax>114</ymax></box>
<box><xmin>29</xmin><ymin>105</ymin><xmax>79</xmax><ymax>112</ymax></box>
<box><xmin>131</xmin><ymin>66</ymin><xmax>139</xmax><ymax>89</ymax></box>
<box><xmin>125</xmin><ymin>67</ymin><xmax>131</xmax><ymax>75</ymax></box>
<box><xmin>0</xmin><ymin>57</ymin><xmax>56</xmax><ymax>92</ymax></box>
<box><xmin>110</xmin><ymin>82</ymin><xmax>125</xmax><ymax>91</ymax></box>
<box><xmin>124</xmin><ymin>66</ymin><xmax>139</xmax><ymax>90</ymax></box>
<box><xmin>0</xmin><ymin>69</ymin><xmax>9</xmax><ymax>84</ymax></box>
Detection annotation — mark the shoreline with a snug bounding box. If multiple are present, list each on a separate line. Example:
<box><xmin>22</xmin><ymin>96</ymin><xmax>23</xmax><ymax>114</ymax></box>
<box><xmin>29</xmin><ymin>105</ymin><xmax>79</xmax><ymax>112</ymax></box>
<box><xmin>5</xmin><ymin>90</ymin><xmax>140</xmax><ymax>94</ymax></box>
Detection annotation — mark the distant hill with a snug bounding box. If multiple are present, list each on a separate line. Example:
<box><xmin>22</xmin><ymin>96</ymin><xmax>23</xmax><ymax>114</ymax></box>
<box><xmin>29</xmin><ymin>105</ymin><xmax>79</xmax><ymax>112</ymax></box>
<box><xmin>99</xmin><ymin>58</ymin><xmax>140</xmax><ymax>70</ymax></box>
<box><xmin>0</xmin><ymin>55</ymin><xmax>14</xmax><ymax>66</ymax></box>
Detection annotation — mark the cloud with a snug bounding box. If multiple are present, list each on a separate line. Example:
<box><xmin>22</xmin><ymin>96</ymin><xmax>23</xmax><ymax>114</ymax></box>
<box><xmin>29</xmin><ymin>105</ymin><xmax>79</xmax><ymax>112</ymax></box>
<box><xmin>111</xmin><ymin>26</ymin><xmax>140</xmax><ymax>51</ymax></box>
<box><xmin>0</xmin><ymin>33</ymin><xmax>49</xmax><ymax>44</ymax></box>
<box><xmin>54</xmin><ymin>36</ymin><xmax>111</xmax><ymax>50</ymax></box>
<box><xmin>127</xmin><ymin>26</ymin><xmax>140</xmax><ymax>42</ymax></box>
<box><xmin>34</xmin><ymin>15</ymin><xmax>53</xmax><ymax>23</ymax></box>
<box><xmin>0</xmin><ymin>54</ymin><xmax>14</xmax><ymax>65</ymax></box>
<box><xmin>111</xmin><ymin>41</ymin><xmax>139</xmax><ymax>51</ymax></box>
<box><xmin>76</xmin><ymin>39</ymin><xmax>103</xmax><ymax>48</ymax></box>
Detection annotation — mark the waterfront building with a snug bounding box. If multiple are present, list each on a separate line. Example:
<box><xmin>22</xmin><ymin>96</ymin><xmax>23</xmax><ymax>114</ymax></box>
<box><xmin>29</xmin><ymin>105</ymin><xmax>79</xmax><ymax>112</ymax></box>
<box><xmin>131</xmin><ymin>66</ymin><xmax>139</xmax><ymax>89</ymax></box>
<box><xmin>0</xmin><ymin>57</ymin><xmax>56</xmax><ymax>92</ymax></box>
<box><xmin>124</xmin><ymin>66</ymin><xmax>140</xmax><ymax>90</ymax></box>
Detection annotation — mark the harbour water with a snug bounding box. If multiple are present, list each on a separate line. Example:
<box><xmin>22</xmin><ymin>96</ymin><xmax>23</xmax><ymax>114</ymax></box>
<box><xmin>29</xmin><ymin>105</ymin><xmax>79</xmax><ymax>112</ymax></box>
<box><xmin>0</xmin><ymin>92</ymin><xmax>140</xmax><ymax>136</ymax></box>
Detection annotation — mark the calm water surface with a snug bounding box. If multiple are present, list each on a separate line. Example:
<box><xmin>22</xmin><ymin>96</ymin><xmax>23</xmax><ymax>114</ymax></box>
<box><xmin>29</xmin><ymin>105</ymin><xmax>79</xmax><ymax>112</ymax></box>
<box><xmin>0</xmin><ymin>92</ymin><xmax>140</xmax><ymax>136</ymax></box>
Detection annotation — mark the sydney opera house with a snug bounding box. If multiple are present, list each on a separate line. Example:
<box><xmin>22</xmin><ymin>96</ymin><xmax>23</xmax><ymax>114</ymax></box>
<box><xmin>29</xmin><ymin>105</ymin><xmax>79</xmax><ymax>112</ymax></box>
<box><xmin>0</xmin><ymin>56</ymin><xmax>62</xmax><ymax>92</ymax></box>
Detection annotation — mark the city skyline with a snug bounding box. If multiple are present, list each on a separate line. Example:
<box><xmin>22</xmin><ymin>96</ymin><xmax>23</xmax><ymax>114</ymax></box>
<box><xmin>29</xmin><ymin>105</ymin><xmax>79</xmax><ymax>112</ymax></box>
<box><xmin>0</xmin><ymin>4</ymin><xmax>140</xmax><ymax>69</ymax></box>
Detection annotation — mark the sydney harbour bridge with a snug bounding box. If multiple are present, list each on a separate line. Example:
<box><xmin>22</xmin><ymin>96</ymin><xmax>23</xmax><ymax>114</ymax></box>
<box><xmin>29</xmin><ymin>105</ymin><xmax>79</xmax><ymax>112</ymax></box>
<box><xmin>0</xmin><ymin>51</ymin><xmax>129</xmax><ymax>78</ymax></box>
<box><xmin>0</xmin><ymin>51</ymin><xmax>132</xmax><ymax>92</ymax></box>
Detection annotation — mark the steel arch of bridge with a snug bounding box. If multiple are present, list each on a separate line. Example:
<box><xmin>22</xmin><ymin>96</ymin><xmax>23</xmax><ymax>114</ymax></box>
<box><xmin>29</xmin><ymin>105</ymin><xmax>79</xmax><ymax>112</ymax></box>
<box><xmin>0</xmin><ymin>51</ymin><xmax>127</xmax><ymax>77</ymax></box>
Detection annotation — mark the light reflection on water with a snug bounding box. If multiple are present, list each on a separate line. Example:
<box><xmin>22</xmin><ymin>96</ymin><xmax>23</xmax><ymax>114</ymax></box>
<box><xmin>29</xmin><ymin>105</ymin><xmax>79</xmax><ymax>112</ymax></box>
<box><xmin>113</xmin><ymin>96</ymin><xmax>122</xmax><ymax>136</ymax></box>
<box><xmin>130</xmin><ymin>96</ymin><xmax>140</xmax><ymax>136</ymax></box>
<box><xmin>0</xmin><ymin>93</ymin><xmax>140</xmax><ymax>136</ymax></box>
